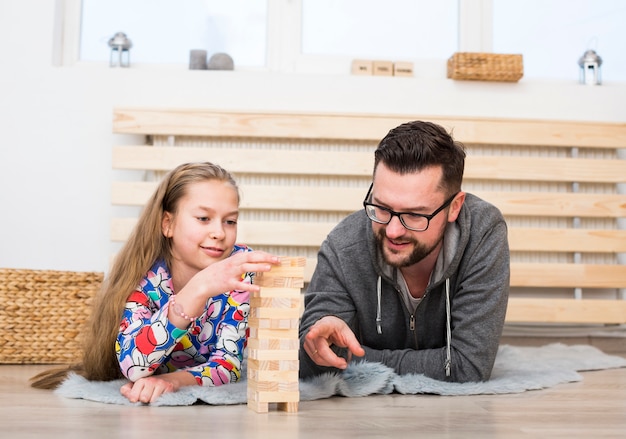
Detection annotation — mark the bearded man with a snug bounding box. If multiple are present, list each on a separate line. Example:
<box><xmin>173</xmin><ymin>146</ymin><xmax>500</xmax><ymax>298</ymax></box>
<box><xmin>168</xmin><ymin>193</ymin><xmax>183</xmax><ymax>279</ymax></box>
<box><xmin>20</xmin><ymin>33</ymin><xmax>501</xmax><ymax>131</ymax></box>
<box><xmin>299</xmin><ymin>120</ymin><xmax>510</xmax><ymax>383</ymax></box>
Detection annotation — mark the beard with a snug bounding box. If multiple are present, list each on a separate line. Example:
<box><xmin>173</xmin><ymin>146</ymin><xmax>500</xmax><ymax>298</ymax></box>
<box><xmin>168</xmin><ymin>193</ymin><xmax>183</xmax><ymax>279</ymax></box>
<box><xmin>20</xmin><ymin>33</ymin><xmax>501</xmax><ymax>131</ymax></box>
<box><xmin>374</xmin><ymin>227</ymin><xmax>444</xmax><ymax>268</ymax></box>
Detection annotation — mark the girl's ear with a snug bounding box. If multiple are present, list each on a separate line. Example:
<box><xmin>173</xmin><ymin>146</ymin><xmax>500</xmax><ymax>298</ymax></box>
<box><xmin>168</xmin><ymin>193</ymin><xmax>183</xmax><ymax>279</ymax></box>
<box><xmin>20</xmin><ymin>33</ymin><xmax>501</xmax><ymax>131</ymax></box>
<box><xmin>162</xmin><ymin>212</ymin><xmax>173</xmax><ymax>238</ymax></box>
<box><xmin>447</xmin><ymin>192</ymin><xmax>466</xmax><ymax>223</ymax></box>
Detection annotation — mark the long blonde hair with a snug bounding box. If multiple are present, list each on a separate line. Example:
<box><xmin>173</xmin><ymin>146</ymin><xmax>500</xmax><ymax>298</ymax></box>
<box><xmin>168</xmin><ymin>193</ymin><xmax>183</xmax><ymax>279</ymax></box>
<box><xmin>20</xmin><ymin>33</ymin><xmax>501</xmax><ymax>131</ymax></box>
<box><xmin>31</xmin><ymin>162</ymin><xmax>239</xmax><ymax>388</ymax></box>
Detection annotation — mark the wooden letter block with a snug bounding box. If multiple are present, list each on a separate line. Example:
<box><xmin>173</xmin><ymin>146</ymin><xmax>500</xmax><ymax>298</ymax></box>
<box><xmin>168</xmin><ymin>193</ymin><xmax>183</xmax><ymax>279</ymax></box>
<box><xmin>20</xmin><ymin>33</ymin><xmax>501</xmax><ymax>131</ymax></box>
<box><xmin>247</xmin><ymin>257</ymin><xmax>305</xmax><ymax>413</ymax></box>
<box><xmin>351</xmin><ymin>59</ymin><xmax>373</xmax><ymax>75</ymax></box>
<box><xmin>373</xmin><ymin>60</ymin><xmax>393</xmax><ymax>76</ymax></box>
<box><xmin>394</xmin><ymin>61</ymin><xmax>414</xmax><ymax>77</ymax></box>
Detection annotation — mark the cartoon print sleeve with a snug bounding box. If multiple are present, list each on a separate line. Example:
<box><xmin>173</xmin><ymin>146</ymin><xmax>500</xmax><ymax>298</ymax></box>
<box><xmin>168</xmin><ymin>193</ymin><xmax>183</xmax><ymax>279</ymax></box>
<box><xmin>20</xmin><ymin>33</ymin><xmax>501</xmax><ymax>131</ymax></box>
<box><xmin>181</xmin><ymin>276</ymin><xmax>252</xmax><ymax>386</ymax></box>
<box><xmin>116</xmin><ymin>288</ymin><xmax>189</xmax><ymax>382</ymax></box>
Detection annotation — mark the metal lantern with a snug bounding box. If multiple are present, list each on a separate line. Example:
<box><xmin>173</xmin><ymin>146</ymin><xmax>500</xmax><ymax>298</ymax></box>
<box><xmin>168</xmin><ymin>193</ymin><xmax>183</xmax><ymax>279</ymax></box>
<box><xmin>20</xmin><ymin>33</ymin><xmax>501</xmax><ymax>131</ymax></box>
<box><xmin>108</xmin><ymin>32</ymin><xmax>132</xmax><ymax>68</ymax></box>
<box><xmin>578</xmin><ymin>49</ymin><xmax>602</xmax><ymax>85</ymax></box>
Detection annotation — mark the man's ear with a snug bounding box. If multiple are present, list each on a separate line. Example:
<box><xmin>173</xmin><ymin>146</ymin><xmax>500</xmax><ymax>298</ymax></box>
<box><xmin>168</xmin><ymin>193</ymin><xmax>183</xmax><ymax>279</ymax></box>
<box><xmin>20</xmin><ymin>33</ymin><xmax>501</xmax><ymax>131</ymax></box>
<box><xmin>162</xmin><ymin>212</ymin><xmax>173</xmax><ymax>238</ymax></box>
<box><xmin>447</xmin><ymin>192</ymin><xmax>466</xmax><ymax>223</ymax></box>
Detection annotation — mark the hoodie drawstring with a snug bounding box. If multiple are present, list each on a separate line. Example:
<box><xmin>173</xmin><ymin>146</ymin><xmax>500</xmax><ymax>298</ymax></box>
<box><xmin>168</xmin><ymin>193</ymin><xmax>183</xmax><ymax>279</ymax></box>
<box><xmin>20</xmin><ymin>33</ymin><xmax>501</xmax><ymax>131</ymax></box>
<box><xmin>444</xmin><ymin>277</ymin><xmax>451</xmax><ymax>377</ymax></box>
<box><xmin>376</xmin><ymin>276</ymin><xmax>382</xmax><ymax>334</ymax></box>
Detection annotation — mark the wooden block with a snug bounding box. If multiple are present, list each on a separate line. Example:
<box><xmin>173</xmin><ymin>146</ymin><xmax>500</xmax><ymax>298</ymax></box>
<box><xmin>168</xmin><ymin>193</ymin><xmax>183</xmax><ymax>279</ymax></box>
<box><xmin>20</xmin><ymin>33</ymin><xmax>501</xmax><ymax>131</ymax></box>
<box><xmin>247</xmin><ymin>389</ymin><xmax>300</xmax><ymax>403</ymax></box>
<box><xmin>247</xmin><ymin>399</ymin><xmax>298</xmax><ymax>413</ymax></box>
<box><xmin>254</xmin><ymin>273</ymin><xmax>304</xmax><ymax>288</ymax></box>
<box><xmin>251</xmin><ymin>287</ymin><xmax>301</xmax><ymax>299</ymax></box>
<box><xmin>248</xmin><ymin>368</ymin><xmax>299</xmax><ymax>382</ymax></box>
<box><xmin>248</xmin><ymin>317</ymin><xmax>299</xmax><ymax>330</ymax></box>
<box><xmin>373</xmin><ymin>60</ymin><xmax>393</xmax><ymax>76</ymax></box>
<box><xmin>277</xmin><ymin>256</ymin><xmax>306</xmax><ymax>267</ymax></box>
<box><xmin>250</xmin><ymin>304</ymin><xmax>301</xmax><ymax>319</ymax></box>
<box><xmin>254</xmin><ymin>257</ymin><xmax>305</xmax><ymax>288</ymax></box>
<box><xmin>351</xmin><ymin>59</ymin><xmax>372</xmax><ymax>75</ymax></box>
<box><xmin>248</xmin><ymin>348</ymin><xmax>298</xmax><ymax>361</ymax></box>
<box><xmin>248</xmin><ymin>317</ymin><xmax>299</xmax><ymax>329</ymax></box>
<box><xmin>393</xmin><ymin>61</ymin><xmax>414</xmax><ymax>77</ymax></box>
<box><xmin>247</xmin><ymin>380</ymin><xmax>299</xmax><ymax>393</ymax></box>
<box><xmin>247</xmin><ymin>337</ymin><xmax>299</xmax><ymax>351</ymax></box>
<box><xmin>247</xmin><ymin>358</ymin><xmax>299</xmax><ymax>371</ymax></box>
<box><xmin>250</xmin><ymin>296</ymin><xmax>300</xmax><ymax>310</ymax></box>
<box><xmin>249</xmin><ymin>326</ymin><xmax>298</xmax><ymax>339</ymax></box>
<box><xmin>277</xmin><ymin>402</ymin><xmax>298</xmax><ymax>413</ymax></box>
<box><xmin>247</xmin><ymin>399</ymin><xmax>269</xmax><ymax>413</ymax></box>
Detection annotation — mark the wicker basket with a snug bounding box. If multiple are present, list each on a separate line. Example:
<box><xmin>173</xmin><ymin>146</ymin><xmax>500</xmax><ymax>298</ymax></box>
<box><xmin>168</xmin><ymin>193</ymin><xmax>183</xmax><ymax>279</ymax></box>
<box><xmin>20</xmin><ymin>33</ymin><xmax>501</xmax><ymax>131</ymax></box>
<box><xmin>447</xmin><ymin>52</ymin><xmax>523</xmax><ymax>82</ymax></box>
<box><xmin>0</xmin><ymin>268</ymin><xmax>103</xmax><ymax>364</ymax></box>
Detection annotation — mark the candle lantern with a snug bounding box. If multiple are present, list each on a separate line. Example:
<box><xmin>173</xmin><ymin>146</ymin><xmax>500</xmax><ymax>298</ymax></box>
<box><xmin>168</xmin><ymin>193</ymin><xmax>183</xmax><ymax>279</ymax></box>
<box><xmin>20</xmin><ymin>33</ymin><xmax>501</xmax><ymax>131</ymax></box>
<box><xmin>578</xmin><ymin>49</ymin><xmax>602</xmax><ymax>85</ymax></box>
<box><xmin>108</xmin><ymin>32</ymin><xmax>133</xmax><ymax>68</ymax></box>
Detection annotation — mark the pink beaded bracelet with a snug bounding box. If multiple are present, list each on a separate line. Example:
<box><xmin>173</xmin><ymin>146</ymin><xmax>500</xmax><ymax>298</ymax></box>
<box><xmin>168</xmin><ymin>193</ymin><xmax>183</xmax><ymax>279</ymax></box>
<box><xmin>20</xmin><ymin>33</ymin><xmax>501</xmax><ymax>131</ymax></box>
<box><xmin>169</xmin><ymin>294</ymin><xmax>197</xmax><ymax>323</ymax></box>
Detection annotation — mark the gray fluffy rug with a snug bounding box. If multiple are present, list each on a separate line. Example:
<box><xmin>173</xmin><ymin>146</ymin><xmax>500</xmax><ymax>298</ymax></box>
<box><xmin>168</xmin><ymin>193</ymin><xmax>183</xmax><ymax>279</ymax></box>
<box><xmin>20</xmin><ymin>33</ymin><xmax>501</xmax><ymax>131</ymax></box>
<box><xmin>55</xmin><ymin>343</ymin><xmax>626</xmax><ymax>406</ymax></box>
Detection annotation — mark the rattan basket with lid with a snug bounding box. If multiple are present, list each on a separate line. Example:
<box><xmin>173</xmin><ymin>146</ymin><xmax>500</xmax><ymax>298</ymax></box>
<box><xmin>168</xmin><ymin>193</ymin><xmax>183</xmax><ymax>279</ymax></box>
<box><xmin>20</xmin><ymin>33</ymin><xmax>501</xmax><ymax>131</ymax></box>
<box><xmin>447</xmin><ymin>52</ymin><xmax>523</xmax><ymax>82</ymax></box>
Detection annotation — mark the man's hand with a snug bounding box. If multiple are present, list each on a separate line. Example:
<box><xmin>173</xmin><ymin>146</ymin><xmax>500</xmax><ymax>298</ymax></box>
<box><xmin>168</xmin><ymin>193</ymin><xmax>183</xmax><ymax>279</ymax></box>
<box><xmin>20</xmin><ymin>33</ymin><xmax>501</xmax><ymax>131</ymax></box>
<box><xmin>303</xmin><ymin>316</ymin><xmax>365</xmax><ymax>369</ymax></box>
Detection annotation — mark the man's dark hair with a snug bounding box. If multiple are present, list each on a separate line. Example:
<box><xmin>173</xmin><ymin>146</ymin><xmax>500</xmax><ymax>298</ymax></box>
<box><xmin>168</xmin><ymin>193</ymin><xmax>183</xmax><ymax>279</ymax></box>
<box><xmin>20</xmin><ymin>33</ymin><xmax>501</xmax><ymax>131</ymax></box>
<box><xmin>373</xmin><ymin>120</ymin><xmax>466</xmax><ymax>195</ymax></box>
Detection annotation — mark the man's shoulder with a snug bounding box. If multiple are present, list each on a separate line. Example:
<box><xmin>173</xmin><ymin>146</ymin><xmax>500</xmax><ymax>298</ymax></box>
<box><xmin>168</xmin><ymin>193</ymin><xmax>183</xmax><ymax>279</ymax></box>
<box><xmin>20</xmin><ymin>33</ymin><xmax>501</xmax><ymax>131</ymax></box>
<box><xmin>325</xmin><ymin>210</ymin><xmax>370</xmax><ymax>247</ymax></box>
<box><xmin>330</xmin><ymin>210</ymin><xmax>368</xmax><ymax>233</ymax></box>
<box><xmin>464</xmin><ymin>193</ymin><xmax>503</xmax><ymax>216</ymax></box>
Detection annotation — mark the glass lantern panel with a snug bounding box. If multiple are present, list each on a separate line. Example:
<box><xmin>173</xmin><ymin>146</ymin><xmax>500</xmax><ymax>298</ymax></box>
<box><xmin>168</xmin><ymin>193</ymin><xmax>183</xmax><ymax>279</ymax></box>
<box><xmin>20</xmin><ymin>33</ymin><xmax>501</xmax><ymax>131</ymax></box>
<box><xmin>301</xmin><ymin>0</ymin><xmax>458</xmax><ymax>60</ymax></box>
<box><xmin>493</xmin><ymin>0</ymin><xmax>626</xmax><ymax>82</ymax></box>
<box><xmin>79</xmin><ymin>0</ymin><xmax>267</xmax><ymax>67</ymax></box>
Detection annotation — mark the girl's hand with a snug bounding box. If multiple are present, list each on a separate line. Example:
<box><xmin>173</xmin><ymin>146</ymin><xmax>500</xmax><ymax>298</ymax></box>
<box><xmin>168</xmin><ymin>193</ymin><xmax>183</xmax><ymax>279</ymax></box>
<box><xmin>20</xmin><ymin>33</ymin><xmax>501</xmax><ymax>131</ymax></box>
<box><xmin>168</xmin><ymin>251</ymin><xmax>281</xmax><ymax>328</ymax></box>
<box><xmin>120</xmin><ymin>371</ymin><xmax>195</xmax><ymax>404</ymax></box>
<box><xmin>191</xmin><ymin>250</ymin><xmax>281</xmax><ymax>297</ymax></box>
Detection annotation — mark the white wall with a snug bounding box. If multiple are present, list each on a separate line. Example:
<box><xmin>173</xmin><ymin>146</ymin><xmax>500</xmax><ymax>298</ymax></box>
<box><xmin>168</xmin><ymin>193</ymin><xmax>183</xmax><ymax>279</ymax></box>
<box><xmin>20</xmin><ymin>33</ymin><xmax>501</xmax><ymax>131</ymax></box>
<box><xmin>1</xmin><ymin>1</ymin><xmax>625</xmax><ymax>274</ymax></box>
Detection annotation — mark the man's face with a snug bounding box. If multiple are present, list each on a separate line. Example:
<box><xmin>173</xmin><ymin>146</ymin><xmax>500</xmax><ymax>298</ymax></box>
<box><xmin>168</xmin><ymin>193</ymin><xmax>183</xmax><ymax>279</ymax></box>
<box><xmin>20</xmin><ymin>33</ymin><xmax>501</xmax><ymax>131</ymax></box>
<box><xmin>370</xmin><ymin>163</ymin><xmax>461</xmax><ymax>268</ymax></box>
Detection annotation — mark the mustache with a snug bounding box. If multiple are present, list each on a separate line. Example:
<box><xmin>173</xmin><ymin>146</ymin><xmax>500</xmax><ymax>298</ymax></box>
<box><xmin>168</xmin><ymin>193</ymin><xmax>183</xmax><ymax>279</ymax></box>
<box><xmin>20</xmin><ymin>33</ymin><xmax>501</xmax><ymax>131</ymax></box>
<box><xmin>374</xmin><ymin>228</ymin><xmax>417</xmax><ymax>247</ymax></box>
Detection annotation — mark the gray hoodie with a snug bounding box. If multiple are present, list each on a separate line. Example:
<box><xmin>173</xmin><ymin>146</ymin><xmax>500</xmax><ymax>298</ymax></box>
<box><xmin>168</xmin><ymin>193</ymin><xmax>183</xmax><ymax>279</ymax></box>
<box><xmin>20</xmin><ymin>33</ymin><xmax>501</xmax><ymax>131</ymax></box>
<box><xmin>299</xmin><ymin>193</ymin><xmax>510</xmax><ymax>383</ymax></box>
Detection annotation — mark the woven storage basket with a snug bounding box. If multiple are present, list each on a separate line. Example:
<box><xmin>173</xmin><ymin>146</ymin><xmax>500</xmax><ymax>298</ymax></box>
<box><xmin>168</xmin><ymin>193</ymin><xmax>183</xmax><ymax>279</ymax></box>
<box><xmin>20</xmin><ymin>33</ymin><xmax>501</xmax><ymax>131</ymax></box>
<box><xmin>447</xmin><ymin>52</ymin><xmax>523</xmax><ymax>82</ymax></box>
<box><xmin>0</xmin><ymin>268</ymin><xmax>103</xmax><ymax>364</ymax></box>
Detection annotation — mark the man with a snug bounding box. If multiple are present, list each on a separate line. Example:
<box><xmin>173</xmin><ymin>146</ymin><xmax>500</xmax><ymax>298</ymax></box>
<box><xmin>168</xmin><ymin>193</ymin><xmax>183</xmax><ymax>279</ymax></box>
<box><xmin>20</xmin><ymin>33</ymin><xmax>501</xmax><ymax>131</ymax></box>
<box><xmin>299</xmin><ymin>120</ymin><xmax>509</xmax><ymax>383</ymax></box>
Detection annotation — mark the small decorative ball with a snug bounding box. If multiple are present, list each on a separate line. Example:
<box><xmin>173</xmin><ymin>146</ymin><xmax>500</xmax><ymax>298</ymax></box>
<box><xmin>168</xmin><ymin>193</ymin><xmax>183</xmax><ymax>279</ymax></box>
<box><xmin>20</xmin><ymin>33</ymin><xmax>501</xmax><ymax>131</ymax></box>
<box><xmin>207</xmin><ymin>53</ymin><xmax>234</xmax><ymax>70</ymax></box>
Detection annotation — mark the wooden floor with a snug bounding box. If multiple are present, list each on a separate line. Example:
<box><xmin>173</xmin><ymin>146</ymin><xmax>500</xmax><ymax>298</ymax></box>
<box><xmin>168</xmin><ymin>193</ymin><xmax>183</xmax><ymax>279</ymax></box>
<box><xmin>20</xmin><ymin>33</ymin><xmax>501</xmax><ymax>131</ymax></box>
<box><xmin>1</xmin><ymin>363</ymin><xmax>625</xmax><ymax>439</ymax></box>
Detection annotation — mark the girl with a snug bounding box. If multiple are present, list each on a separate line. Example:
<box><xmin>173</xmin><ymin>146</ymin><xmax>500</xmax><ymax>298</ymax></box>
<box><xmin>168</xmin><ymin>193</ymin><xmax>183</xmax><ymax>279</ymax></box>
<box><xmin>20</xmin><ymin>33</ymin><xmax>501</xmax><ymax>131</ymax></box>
<box><xmin>32</xmin><ymin>162</ymin><xmax>279</xmax><ymax>403</ymax></box>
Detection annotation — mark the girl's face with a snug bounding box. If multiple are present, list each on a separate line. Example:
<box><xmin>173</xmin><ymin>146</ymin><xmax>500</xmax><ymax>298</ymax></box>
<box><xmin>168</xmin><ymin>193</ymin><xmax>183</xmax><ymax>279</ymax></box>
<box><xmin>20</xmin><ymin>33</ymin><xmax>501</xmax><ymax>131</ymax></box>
<box><xmin>162</xmin><ymin>179</ymin><xmax>239</xmax><ymax>277</ymax></box>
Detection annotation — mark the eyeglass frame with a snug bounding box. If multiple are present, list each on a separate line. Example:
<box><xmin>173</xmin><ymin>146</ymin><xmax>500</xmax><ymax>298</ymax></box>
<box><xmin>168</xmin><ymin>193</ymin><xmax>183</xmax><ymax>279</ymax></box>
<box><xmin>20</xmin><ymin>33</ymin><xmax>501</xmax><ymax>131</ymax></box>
<box><xmin>362</xmin><ymin>183</ymin><xmax>459</xmax><ymax>232</ymax></box>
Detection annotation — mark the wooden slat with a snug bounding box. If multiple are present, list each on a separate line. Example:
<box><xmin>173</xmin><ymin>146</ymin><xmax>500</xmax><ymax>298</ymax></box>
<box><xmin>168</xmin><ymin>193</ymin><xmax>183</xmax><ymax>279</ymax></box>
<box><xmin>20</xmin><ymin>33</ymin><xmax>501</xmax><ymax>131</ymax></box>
<box><xmin>243</xmin><ymin>225</ymin><xmax>626</xmax><ymax>254</ymax></box>
<box><xmin>113</xmin><ymin>146</ymin><xmax>626</xmax><ymax>184</ymax></box>
<box><xmin>237</xmin><ymin>222</ymin><xmax>334</xmax><ymax>247</ymax></box>
<box><xmin>112</xmin><ymin>182</ymin><xmax>366</xmax><ymax>212</ymax></box>
<box><xmin>298</xmin><ymin>262</ymin><xmax>626</xmax><ymax>289</ymax></box>
<box><xmin>110</xmin><ymin>216</ymin><xmax>626</xmax><ymax>255</ymax></box>
<box><xmin>112</xmin><ymin>108</ymin><xmax>626</xmax><ymax>148</ymax></box>
<box><xmin>465</xmin><ymin>156</ymin><xmax>626</xmax><ymax>184</ymax></box>
<box><xmin>112</xmin><ymin>146</ymin><xmax>374</xmax><ymax>176</ymax></box>
<box><xmin>473</xmin><ymin>191</ymin><xmax>626</xmax><ymax>218</ymax></box>
<box><xmin>111</xmin><ymin>218</ymin><xmax>335</xmax><ymax>245</ymax></box>
<box><xmin>510</xmin><ymin>262</ymin><xmax>626</xmax><ymax>289</ymax></box>
<box><xmin>112</xmin><ymin>181</ymin><xmax>626</xmax><ymax>219</ymax></box>
<box><xmin>508</xmin><ymin>228</ymin><xmax>626</xmax><ymax>253</ymax></box>
<box><xmin>279</xmin><ymin>261</ymin><xmax>626</xmax><ymax>290</ymax></box>
<box><xmin>505</xmin><ymin>298</ymin><xmax>626</xmax><ymax>324</ymax></box>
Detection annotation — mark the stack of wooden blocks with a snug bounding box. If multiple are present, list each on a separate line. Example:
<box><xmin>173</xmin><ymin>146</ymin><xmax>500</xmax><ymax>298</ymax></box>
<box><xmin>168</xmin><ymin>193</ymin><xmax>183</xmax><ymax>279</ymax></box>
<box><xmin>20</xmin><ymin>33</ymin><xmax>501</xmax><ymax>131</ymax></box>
<box><xmin>247</xmin><ymin>257</ymin><xmax>305</xmax><ymax>413</ymax></box>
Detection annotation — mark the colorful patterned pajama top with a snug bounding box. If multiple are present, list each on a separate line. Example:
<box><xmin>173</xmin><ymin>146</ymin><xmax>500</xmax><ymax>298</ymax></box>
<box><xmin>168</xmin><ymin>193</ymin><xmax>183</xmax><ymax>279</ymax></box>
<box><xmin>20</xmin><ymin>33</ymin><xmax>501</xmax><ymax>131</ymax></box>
<box><xmin>116</xmin><ymin>244</ymin><xmax>253</xmax><ymax>386</ymax></box>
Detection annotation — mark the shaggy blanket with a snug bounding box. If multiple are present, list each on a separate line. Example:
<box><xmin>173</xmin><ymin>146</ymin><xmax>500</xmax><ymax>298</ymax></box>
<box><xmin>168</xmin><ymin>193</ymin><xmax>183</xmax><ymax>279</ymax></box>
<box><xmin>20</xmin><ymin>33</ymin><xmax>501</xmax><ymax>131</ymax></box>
<box><xmin>55</xmin><ymin>343</ymin><xmax>626</xmax><ymax>406</ymax></box>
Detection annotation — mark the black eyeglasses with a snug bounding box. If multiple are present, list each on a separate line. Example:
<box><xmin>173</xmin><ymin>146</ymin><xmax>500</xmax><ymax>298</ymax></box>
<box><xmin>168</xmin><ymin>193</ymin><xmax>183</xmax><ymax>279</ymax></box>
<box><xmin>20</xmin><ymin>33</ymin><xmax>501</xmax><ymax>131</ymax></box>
<box><xmin>363</xmin><ymin>183</ymin><xmax>458</xmax><ymax>232</ymax></box>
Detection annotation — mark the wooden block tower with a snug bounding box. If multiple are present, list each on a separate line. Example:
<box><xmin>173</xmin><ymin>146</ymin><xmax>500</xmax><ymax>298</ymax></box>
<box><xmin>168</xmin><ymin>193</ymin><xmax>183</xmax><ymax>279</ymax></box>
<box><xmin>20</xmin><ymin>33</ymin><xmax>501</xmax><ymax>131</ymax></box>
<box><xmin>247</xmin><ymin>257</ymin><xmax>305</xmax><ymax>413</ymax></box>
